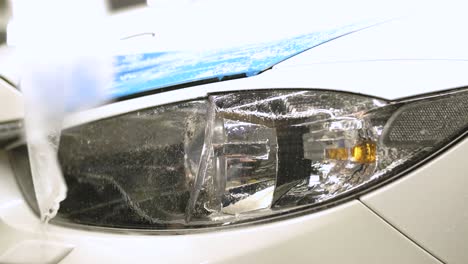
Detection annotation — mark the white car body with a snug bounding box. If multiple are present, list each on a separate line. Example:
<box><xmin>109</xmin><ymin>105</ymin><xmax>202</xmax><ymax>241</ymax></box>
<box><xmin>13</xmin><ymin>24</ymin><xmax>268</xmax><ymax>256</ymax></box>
<box><xmin>0</xmin><ymin>3</ymin><xmax>467</xmax><ymax>264</ymax></box>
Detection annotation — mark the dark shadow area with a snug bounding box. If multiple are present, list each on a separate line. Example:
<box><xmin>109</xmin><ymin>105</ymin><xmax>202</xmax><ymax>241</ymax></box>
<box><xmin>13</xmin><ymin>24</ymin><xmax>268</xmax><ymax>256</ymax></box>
<box><xmin>0</xmin><ymin>31</ymin><xmax>6</xmax><ymax>44</ymax></box>
<box><xmin>108</xmin><ymin>0</ymin><xmax>146</xmax><ymax>12</ymax></box>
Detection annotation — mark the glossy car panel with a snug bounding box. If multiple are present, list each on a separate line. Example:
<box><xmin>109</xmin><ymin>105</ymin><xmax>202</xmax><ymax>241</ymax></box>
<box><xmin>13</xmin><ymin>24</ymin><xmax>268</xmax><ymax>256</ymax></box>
<box><xmin>361</xmin><ymin>136</ymin><xmax>468</xmax><ymax>264</ymax></box>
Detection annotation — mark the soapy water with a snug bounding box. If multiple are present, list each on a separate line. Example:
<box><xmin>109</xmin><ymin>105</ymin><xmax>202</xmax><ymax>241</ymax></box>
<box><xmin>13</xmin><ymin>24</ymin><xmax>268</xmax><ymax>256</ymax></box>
<box><xmin>11</xmin><ymin>0</ymin><xmax>113</xmax><ymax>223</ymax></box>
<box><xmin>21</xmin><ymin>59</ymin><xmax>113</xmax><ymax>223</ymax></box>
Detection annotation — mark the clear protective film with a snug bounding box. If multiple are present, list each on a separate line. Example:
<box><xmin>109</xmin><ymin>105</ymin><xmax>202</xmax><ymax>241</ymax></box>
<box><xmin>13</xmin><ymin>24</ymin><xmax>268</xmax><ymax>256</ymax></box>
<box><xmin>9</xmin><ymin>89</ymin><xmax>468</xmax><ymax>230</ymax></box>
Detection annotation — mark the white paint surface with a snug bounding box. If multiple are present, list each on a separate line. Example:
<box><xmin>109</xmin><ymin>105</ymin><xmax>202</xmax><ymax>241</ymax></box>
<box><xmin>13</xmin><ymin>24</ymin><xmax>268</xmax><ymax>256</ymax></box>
<box><xmin>0</xmin><ymin>78</ymin><xmax>22</xmax><ymax>123</ymax></box>
<box><xmin>361</xmin><ymin>137</ymin><xmax>468</xmax><ymax>264</ymax></box>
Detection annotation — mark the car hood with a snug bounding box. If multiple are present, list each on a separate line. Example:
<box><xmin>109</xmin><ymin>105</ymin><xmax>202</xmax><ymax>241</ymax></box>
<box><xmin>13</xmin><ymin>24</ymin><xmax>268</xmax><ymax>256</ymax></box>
<box><xmin>111</xmin><ymin>21</ymin><xmax>373</xmax><ymax>100</ymax></box>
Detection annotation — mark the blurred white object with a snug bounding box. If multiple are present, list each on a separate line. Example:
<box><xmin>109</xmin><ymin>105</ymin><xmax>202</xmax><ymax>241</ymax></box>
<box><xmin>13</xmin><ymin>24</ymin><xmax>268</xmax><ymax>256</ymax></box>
<box><xmin>147</xmin><ymin>0</ymin><xmax>192</xmax><ymax>8</ymax></box>
<box><xmin>9</xmin><ymin>0</ymin><xmax>112</xmax><ymax>221</ymax></box>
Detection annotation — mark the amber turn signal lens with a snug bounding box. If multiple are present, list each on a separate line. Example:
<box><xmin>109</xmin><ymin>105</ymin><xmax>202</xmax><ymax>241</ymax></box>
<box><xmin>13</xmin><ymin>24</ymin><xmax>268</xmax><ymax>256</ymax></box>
<box><xmin>352</xmin><ymin>142</ymin><xmax>377</xmax><ymax>163</ymax></box>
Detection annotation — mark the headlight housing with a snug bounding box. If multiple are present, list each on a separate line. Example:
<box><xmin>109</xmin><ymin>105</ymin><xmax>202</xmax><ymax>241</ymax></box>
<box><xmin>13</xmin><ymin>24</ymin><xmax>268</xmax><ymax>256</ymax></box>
<box><xmin>9</xmin><ymin>88</ymin><xmax>468</xmax><ymax>231</ymax></box>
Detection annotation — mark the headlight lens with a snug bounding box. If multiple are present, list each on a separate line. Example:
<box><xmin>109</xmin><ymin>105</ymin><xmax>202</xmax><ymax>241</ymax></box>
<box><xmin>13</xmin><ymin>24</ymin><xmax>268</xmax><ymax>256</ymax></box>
<box><xmin>9</xmin><ymin>89</ymin><xmax>468</xmax><ymax>230</ymax></box>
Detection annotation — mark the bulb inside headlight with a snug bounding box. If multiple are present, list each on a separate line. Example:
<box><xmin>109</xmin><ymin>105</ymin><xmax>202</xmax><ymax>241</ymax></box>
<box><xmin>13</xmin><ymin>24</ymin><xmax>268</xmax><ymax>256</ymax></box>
<box><xmin>8</xmin><ymin>89</ymin><xmax>468</xmax><ymax>230</ymax></box>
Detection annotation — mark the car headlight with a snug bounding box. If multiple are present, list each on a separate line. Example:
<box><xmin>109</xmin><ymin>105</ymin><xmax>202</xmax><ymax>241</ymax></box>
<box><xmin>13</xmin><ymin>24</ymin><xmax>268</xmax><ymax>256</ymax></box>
<box><xmin>8</xmin><ymin>88</ymin><xmax>468</xmax><ymax>231</ymax></box>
